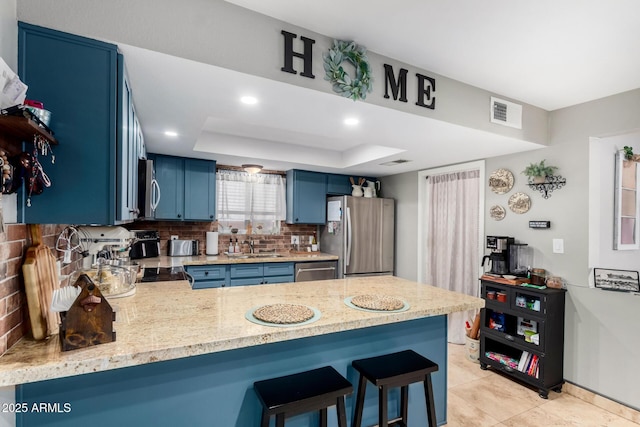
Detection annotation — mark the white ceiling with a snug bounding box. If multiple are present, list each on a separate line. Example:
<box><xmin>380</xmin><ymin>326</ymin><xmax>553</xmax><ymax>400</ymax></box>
<box><xmin>121</xmin><ymin>0</ymin><xmax>640</xmax><ymax>177</ymax></box>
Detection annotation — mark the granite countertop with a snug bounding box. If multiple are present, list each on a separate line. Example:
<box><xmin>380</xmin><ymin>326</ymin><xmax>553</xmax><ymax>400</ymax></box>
<box><xmin>0</xmin><ymin>276</ymin><xmax>483</xmax><ymax>387</ymax></box>
<box><xmin>139</xmin><ymin>252</ymin><xmax>339</xmax><ymax>268</ymax></box>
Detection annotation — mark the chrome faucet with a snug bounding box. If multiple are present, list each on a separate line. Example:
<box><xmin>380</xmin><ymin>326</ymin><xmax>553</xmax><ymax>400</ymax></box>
<box><xmin>249</xmin><ymin>239</ymin><xmax>255</xmax><ymax>254</ymax></box>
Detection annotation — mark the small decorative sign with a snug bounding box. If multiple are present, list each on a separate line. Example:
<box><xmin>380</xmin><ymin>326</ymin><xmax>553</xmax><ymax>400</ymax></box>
<box><xmin>594</xmin><ymin>268</ymin><xmax>640</xmax><ymax>292</ymax></box>
<box><xmin>529</xmin><ymin>221</ymin><xmax>551</xmax><ymax>229</ymax></box>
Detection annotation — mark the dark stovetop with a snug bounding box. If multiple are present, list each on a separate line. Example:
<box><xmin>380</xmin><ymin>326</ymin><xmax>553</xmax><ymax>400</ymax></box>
<box><xmin>138</xmin><ymin>266</ymin><xmax>187</xmax><ymax>283</ymax></box>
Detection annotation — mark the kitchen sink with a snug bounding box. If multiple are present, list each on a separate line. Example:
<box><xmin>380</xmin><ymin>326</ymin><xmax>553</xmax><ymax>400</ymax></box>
<box><xmin>225</xmin><ymin>252</ymin><xmax>282</xmax><ymax>258</ymax></box>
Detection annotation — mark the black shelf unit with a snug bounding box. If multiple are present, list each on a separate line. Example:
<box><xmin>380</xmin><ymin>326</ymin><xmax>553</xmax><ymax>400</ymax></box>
<box><xmin>479</xmin><ymin>279</ymin><xmax>566</xmax><ymax>398</ymax></box>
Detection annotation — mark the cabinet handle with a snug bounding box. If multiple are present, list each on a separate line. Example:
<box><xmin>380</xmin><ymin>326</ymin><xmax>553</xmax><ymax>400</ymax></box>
<box><xmin>210</xmin><ymin>215</ymin><xmax>214</xmax><ymax>219</ymax></box>
<box><xmin>204</xmin><ymin>271</ymin><xmax>209</xmax><ymax>276</ymax></box>
<box><xmin>177</xmin><ymin>214</ymin><xmax>182</xmax><ymax>218</ymax></box>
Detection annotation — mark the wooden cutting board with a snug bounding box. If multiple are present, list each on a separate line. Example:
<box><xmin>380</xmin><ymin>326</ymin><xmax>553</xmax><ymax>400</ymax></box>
<box><xmin>22</xmin><ymin>225</ymin><xmax>59</xmax><ymax>340</ymax></box>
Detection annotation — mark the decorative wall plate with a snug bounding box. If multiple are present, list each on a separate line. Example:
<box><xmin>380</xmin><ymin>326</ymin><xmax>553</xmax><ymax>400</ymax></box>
<box><xmin>489</xmin><ymin>169</ymin><xmax>514</xmax><ymax>194</ymax></box>
<box><xmin>490</xmin><ymin>205</ymin><xmax>506</xmax><ymax>221</ymax></box>
<box><xmin>508</xmin><ymin>192</ymin><xmax>531</xmax><ymax>214</ymax></box>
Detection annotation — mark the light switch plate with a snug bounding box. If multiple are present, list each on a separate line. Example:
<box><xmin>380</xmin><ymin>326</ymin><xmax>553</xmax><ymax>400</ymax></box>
<box><xmin>553</xmin><ymin>238</ymin><xmax>564</xmax><ymax>254</ymax></box>
<box><xmin>291</xmin><ymin>235</ymin><xmax>299</xmax><ymax>245</ymax></box>
<box><xmin>171</xmin><ymin>235</ymin><xmax>179</xmax><ymax>240</ymax></box>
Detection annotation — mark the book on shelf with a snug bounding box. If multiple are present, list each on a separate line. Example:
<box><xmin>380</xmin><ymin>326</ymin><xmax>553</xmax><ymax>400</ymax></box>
<box><xmin>517</xmin><ymin>350</ymin><xmax>530</xmax><ymax>372</ymax></box>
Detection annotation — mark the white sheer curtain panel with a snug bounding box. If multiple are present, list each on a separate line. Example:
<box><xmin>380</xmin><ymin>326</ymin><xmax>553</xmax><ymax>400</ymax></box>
<box><xmin>423</xmin><ymin>170</ymin><xmax>480</xmax><ymax>344</ymax></box>
<box><xmin>216</xmin><ymin>171</ymin><xmax>286</xmax><ymax>228</ymax></box>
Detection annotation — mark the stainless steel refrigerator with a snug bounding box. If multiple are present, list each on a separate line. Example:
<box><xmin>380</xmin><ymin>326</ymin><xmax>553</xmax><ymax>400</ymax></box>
<box><xmin>320</xmin><ymin>196</ymin><xmax>395</xmax><ymax>278</ymax></box>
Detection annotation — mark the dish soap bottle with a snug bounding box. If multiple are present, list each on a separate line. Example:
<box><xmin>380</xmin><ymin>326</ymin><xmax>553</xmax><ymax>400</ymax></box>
<box><xmin>228</xmin><ymin>238</ymin><xmax>234</xmax><ymax>254</ymax></box>
<box><xmin>234</xmin><ymin>238</ymin><xmax>240</xmax><ymax>253</ymax></box>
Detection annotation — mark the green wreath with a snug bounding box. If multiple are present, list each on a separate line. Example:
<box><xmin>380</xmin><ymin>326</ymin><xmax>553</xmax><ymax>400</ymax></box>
<box><xmin>323</xmin><ymin>40</ymin><xmax>373</xmax><ymax>101</ymax></box>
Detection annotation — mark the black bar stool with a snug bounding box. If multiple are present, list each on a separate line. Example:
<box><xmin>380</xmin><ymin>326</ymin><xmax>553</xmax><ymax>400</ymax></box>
<box><xmin>351</xmin><ymin>349</ymin><xmax>439</xmax><ymax>427</ymax></box>
<box><xmin>253</xmin><ymin>366</ymin><xmax>353</xmax><ymax>427</ymax></box>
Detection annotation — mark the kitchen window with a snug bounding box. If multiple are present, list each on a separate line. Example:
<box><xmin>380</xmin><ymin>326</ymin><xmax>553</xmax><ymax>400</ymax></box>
<box><xmin>216</xmin><ymin>170</ymin><xmax>286</xmax><ymax>235</ymax></box>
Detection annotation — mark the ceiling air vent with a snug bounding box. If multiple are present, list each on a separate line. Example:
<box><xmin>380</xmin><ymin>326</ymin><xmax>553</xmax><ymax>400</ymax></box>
<box><xmin>490</xmin><ymin>96</ymin><xmax>522</xmax><ymax>129</ymax></box>
<box><xmin>380</xmin><ymin>159</ymin><xmax>411</xmax><ymax>166</ymax></box>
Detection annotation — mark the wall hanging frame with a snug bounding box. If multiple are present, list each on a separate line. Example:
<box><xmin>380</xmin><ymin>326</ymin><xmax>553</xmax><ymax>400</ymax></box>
<box><xmin>594</xmin><ymin>268</ymin><xmax>639</xmax><ymax>292</ymax></box>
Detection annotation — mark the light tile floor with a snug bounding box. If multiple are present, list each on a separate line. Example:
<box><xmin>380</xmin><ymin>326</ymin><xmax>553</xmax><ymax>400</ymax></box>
<box><xmin>446</xmin><ymin>343</ymin><xmax>640</xmax><ymax>426</ymax></box>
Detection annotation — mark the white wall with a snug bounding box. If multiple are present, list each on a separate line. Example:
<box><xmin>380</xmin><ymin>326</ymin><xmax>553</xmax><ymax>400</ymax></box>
<box><xmin>16</xmin><ymin>0</ymin><xmax>549</xmax><ymax>146</ymax></box>
<box><xmin>387</xmin><ymin>89</ymin><xmax>640</xmax><ymax>409</ymax></box>
<box><xmin>485</xmin><ymin>90</ymin><xmax>640</xmax><ymax>409</ymax></box>
<box><xmin>379</xmin><ymin>171</ymin><xmax>419</xmax><ymax>281</ymax></box>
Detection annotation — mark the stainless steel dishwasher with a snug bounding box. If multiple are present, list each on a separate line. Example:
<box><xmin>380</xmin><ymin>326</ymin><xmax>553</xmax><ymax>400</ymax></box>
<box><xmin>294</xmin><ymin>261</ymin><xmax>338</xmax><ymax>281</ymax></box>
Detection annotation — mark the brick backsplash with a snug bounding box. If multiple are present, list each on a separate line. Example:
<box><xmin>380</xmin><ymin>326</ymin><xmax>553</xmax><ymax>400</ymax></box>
<box><xmin>126</xmin><ymin>221</ymin><xmax>319</xmax><ymax>255</ymax></box>
<box><xmin>0</xmin><ymin>224</ymin><xmax>83</xmax><ymax>355</ymax></box>
<box><xmin>0</xmin><ymin>221</ymin><xmax>317</xmax><ymax>354</ymax></box>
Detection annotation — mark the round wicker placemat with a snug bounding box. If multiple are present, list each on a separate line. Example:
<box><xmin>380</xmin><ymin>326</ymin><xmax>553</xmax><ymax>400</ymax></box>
<box><xmin>253</xmin><ymin>303</ymin><xmax>314</xmax><ymax>324</ymax></box>
<box><xmin>350</xmin><ymin>295</ymin><xmax>404</xmax><ymax>311</ymax></box>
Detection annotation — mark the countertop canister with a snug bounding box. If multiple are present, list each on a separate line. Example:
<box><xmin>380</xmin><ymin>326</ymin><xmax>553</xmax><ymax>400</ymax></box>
<box><xmin>206</xmin><ymin>232</ymin><xmax>219</xmax><ymax>255</ymax></box>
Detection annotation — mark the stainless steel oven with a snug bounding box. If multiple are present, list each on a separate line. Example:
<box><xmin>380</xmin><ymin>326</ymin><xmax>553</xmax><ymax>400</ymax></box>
<box><xmin>294</xmin><ymin>261</ymin><xmax>338</xmax><ymax>282</ymax></box>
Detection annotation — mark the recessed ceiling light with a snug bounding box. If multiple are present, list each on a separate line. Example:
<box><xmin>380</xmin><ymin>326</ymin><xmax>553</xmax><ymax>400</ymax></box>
<box><xmin>240</xmin><ymin>96</ymin><xmax>258</xmax><ymax>105</ymax></box>
<box><xmin>164</xmin><ymin>130</ymin><xmax>178</xmax><ymax>137</ymax></box>
<box><xmin>344</xmin><ymin>117</ymin><xmax>359</xmax><ymax>126</ymax></box>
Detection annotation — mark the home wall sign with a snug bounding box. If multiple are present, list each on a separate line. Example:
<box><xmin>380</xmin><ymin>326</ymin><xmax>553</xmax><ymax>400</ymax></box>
<box><xmin>280</xmin><ymin>30</ymin><xmax>436</xmax><ymax>108</ymax></box>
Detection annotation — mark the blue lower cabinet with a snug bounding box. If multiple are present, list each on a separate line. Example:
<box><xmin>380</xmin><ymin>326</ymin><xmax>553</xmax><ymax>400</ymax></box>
<box><xmin>263</xmin><ymin>275</ymin><xmax>294</xmax><ymax>284</ymax></box>
<box><xmin>189</xmin><ymin>262</ymin><xmax>295</xmax><ymax>288</ymax></box>
<box><xmin>192</xmin><ymin>280</ymin><xmax>226</xmax><ymax>289</ymax></box>
<box><xmin>185</xmin><ymin>265</ymin><xmax>228</xmax><ymax>288</ymax></box>
<box><xmin>230</xmin><ymin>264</ymin><xmax>264</xmax><ymax>279</ymax></box>
<box><xmin>263</xmin><ymin>263</ymin><xmax>294</xmax><ymax>277</ymax></box>
<box><xmin>16</xmin><ymin>316</ymin><xmax>448</xmax><ymax>426</ymax></box>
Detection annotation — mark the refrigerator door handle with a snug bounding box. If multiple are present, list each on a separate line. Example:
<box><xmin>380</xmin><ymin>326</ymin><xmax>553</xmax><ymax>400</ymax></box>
<box><xmin>346</xmin><ymin>206</ymin><xmax>352</xmax><ymax>267</ymax></box>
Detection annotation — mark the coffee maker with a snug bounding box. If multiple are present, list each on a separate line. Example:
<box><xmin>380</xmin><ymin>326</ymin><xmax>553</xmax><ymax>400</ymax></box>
<box><xmin>482</xmin><ymin>236</ymin><xmax>514</xmax><ymax>276</ymax></box>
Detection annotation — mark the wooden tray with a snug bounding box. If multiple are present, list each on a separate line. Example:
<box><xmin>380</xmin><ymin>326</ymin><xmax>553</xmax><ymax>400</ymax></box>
<box><xmin>481</xmin><ymin>274</ymin><xmax>530</xmax><ymax>285</ymax></box>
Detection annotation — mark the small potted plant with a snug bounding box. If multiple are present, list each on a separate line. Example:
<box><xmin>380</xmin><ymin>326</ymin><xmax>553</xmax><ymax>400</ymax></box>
<box><xmin>522</xmin><ymin>159</ymin><xmax>557</xmax><ymax>184</ymax></box>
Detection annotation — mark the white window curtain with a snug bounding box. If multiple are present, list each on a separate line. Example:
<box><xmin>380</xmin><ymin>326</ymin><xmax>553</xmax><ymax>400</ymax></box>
<box><xmin>423</xmin><ymin>169</ymin><xmax>480</xmax><ymax>344</ymax></box>
<box><xmin>216</xmin><ymin>171</ymin><xmax>286</xmax><ymax>232</ymax></box>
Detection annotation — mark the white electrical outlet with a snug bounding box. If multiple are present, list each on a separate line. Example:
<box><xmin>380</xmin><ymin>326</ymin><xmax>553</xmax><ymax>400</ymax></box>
<box><xmin>171</xmin><ymin>235</ymin><xmax>179</xmax><ymax>240</ymax></box>
<box><xmin>291</xmin><ymin>235</ymin><xmax>299</xmax><ymax>245</ymax></box>
<box><xmin>553</xmin><ymin>238</ymin><xmax>564</xmax><ymax>254</ymax></box>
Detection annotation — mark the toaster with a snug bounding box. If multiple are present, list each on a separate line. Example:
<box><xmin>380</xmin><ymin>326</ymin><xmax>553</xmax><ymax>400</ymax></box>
<box><xmin>168</xmin><ymin>239</ymin><xmax>199</xmax><ymax>256</ymax></box>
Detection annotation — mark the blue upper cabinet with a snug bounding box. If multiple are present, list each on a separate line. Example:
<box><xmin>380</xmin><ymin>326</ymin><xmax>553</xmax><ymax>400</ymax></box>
<box><xmin>286</xmin><ymin>169</ymin><xmax>327</xmax><ymax>224</ymax></box>
<box><xmin>116</xmin><ymin>55</ymin><xmax>142</xmax><ymax>222</ymax></box>
<box><xmin>184</xmin><ymin>158</ymin><xmax>216</xmax><ymax>221</ymax></box>
<box><xmin>17</xmin><ymin>23</ymin><xmax>141</xmax><ymax>225</ymax></box>
<box><xmin>152</xmin><ymin>154</ymin><xmax>216</xmax><ymax>221</ymax></box>
<box><xmin>153</xmin><ymin>155</ymin><xmax>185</xmax><ymax>220</ymax></box>
<box><xmin>326</xmin><ymin>173</ymin><xmax>353</xmax><ymax>195</ymax></box>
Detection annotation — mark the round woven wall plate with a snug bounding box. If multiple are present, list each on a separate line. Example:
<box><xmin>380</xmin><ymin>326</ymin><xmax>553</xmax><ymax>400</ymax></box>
<box><xmin>490</xmin><ymin>205</ymin><xmax>506</xmax><ymax>221</ymax></box>
<box><xmin>488</xmin><ymin>169</ymin><xmax>514</xmax><ymax>194</ymax></box>
<box><xmin>246</xmin><ymin>304</ymin><xmax>321</xmax><ymax>327</ymax></box>
<box><xmin>508</xmin><ymin>192</ymin><xmax>531</xmax><ymax>214</ymax></box>
<box><xmin>344</xmin><ymin>295</ymin><xmax>409</xmax><ymax>313</ymax></box>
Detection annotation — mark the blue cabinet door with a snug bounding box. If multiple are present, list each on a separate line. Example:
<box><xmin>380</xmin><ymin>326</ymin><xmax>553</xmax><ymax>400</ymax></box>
<box><xmin>184</xmin><ymin>158</ymin><xmax>216</xmax><ymax>221</ymax></box>
<box><xmin>153</xmin><ymin>155</ymin><xmax>184</xmax><ymax>220</ymax></box>
<box><xmin>326</xmin><ymin>174</ymin><xmax>352</xmax><ymax>195</ymax></box>
<box><xmin>18</xmin><ymin>23</ymin><xmax>118</xmax><ymax>224</ymax></box>
<box><xmin>286</xmin><ymin>170</ymin><xmax>327</xmax><ymax>224</ymax></box>
<box><xmin>116</xmin><ymin>54</ymin><xmax>139</xmax><ymax>222</ymax></box>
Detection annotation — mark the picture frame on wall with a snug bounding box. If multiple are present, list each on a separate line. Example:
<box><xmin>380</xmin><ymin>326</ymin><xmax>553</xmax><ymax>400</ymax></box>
<box><xmin>594</xmin><ymin>268</ymin><xmax>640</xmax><ymax>292</ymax></box>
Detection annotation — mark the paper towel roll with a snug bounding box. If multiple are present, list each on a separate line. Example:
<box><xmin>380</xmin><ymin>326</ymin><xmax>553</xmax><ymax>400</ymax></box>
<box><xmin>206</xmin><ymin>232</ymin><xmax>219</xmax><ymax>255</ymax></box>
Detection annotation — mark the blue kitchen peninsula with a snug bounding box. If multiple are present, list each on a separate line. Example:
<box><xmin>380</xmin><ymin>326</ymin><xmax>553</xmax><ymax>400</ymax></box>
<box><xmin>0</xmin><ymin>276</ymin><xmax>483</xmax><ymax>426</ymax></box>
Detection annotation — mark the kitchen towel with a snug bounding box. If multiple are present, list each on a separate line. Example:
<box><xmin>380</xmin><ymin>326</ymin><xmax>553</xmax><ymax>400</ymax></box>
<box><xmin>206</xmin><ymin>232</ymin><xmax>219</xmax><ymax>255</ymax></box>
